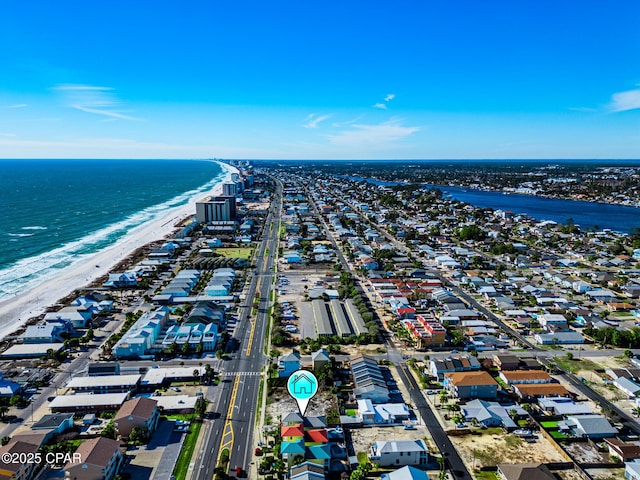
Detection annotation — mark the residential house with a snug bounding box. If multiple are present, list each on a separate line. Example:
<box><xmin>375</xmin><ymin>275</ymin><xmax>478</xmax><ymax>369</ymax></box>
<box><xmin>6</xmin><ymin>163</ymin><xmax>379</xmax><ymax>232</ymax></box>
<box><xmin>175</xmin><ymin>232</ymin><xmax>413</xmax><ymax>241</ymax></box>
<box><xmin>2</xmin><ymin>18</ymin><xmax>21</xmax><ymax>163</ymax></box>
<box><xmin>537</xmin><ymin>397</ymin><xmax>592</xmax><ymax>416</ymax></box>
<box><xmin>278</xmin><ymin>351</ymin><xmax>302</xmax><ymax>378</ymax></box>
<box><xmin>493</xmin><ymin>354</ymin><xmax>519</xmax><ymax>371</ymax></box>
<box><xmin>381</xmin><ymin>466</ymin><xmax>429</xmax><ymax>480</ymax></box>
<box><xmin>497</xmin><ymin>463</ymin><xmax>556</xmax><ymax>480</ymax></box>
<box><xmin>563</xmin><ymin>414</ymin><xmax>618</xmax><ymax>439</ymax></box>
<box><xmin>113</xmin><ymin>307</ymin><xmax>168</xmax><ymax>359</ymax></box>
<box><xmin>351</xmin><ymin>355</ymin><xmax>390</xmax><ymax>403</ymax></box>
<box><xmin>604</xmin><ymin>438</ymin><xmax>640</xmax><ymax>462</ymax></box>
<box><xmin>444</xmin><ymin>371</ymin><xmax>498</xmax><ymax>400</ymax></box>
<box><xmin>429</xmin><ymin>355</ymin><xmax>481</xmax><ymax>380</ymax></box>
<box><xmin>44</xmin><ymin>306</ymin><xmax>93</xmax><ymax>329</ymax></box>
<box><xmin>357</xmin><ymin>399</ymin><xmax>410</xmax><ymax>425</ymax></box>
<box><xmin>626</xmin><ymin>461</ymin><xmax>640</xmax><ymax>480</ymax></box>
<box><xmin>0</xmin><ymin>374</ymin><xmax>22</xmax><ymax>397</ymax></box>
<box><xmin>31</xmin><ymin>413</ymin><xmax>75</xmax><ymax>441</ymax></box>
<box><xmin>113</xmin><ymin>397</ymin><xmax>160</xmax><ymax>439</ymax></box>
<box><xmin>615</xmin><ymin>377</ymin><xmax>640</xmax><ymax>398</ymax></box>
<box><xmin>0</xmin><ymin>440</ymin><xmax>41</xmax><ymax>480</ymax></box>
<box><xmin>64</xmin><ymin>437</ymin><xmax>124</xmax><ymax>480</ymax></box>
<box><xmin>512</xmin><ymin>383</ymin><xmax>571</xmax><ymax>400</ymax></box>
<box><xmin>499</xmin><ymin>370</ymin><xmax>553</xmax><ymax>386</ymax></box>
<box><xmin>463</xmin><ymin>399</ymin><xmax>516</xmax><ymax>429</ymax></box>
<box><xmin>20</xmin><ymin>321</ymin><xmax>72</xmax><ymax>344</ymax></box>
<box><xmin>290</xmin><ymin>462</ymin><xmax>326</xmax><ymax>480</ymax></box>
<box><xmin>534</xmin><ymin>331</ymin><xmax>584</xmax><ymax>345</ymax></box>
<box><xmin>311</xmin><ymin>348</ymin><xmax>331</xmax><ymax>370</ymax></box>
<box><xmin>369</xmin><ymin>439</ymin><xmax>429</xmax><ymax>467</ymax></box>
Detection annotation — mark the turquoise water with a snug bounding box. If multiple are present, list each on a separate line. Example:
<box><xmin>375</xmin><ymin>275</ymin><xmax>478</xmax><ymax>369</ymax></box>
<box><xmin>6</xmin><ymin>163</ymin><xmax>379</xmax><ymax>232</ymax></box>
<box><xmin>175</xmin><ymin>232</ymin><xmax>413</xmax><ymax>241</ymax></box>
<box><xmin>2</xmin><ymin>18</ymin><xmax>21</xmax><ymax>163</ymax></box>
<box><xmin>0</xmin><ymin>159</ymin><xmax>225</xmax><ymax>300</ymax></box>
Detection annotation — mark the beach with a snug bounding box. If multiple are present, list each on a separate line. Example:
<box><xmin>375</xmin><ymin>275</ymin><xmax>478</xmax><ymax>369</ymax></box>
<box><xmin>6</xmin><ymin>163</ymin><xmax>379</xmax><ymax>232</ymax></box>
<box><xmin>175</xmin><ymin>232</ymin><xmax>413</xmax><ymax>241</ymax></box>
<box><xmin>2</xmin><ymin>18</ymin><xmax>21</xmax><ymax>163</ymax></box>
<box><xmin>0</xmin><ymin>162</ymin><xmax>237</xmax><ymax>342</ymax></box>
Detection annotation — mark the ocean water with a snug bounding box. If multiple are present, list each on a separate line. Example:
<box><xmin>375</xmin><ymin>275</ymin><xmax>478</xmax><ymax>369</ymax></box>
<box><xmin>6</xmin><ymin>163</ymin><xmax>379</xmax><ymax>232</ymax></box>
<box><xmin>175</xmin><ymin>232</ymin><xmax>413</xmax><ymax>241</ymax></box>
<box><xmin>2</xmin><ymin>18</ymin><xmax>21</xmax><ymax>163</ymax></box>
<box><xmin>0</xmin><ymin>159</ymin><xmax>225</xmax><ymax>301</ymax></box>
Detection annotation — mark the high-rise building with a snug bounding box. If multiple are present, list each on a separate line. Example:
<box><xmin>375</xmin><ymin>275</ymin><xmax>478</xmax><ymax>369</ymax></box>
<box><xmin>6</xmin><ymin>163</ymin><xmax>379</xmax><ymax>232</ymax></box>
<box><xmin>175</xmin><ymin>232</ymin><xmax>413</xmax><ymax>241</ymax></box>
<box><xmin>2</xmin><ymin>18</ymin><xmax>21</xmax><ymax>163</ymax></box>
<box><xmin>195</xmin><ymin>195</ymin><xmax>237</xmax><ymax>223</ymax></box>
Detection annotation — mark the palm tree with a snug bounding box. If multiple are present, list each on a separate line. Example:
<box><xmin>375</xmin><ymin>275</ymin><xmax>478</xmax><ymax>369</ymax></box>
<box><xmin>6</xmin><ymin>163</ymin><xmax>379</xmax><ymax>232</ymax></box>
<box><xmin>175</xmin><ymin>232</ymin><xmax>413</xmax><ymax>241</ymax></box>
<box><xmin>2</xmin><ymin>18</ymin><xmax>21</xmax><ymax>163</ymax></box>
<box><xmin>0</xmin><ymin>405</ymin><xmax>9</xmax><ymax>420</ymax></box>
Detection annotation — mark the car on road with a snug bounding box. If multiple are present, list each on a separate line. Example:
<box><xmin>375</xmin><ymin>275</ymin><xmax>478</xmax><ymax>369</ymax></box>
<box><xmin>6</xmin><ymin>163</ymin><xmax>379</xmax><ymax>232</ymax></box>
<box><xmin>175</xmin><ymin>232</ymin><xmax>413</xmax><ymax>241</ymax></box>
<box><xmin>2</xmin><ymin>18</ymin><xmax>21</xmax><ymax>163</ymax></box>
<box><xmin>235</xmin><ymin>466</ymin><xmax>243</xmax><ymax>477</ymax></box>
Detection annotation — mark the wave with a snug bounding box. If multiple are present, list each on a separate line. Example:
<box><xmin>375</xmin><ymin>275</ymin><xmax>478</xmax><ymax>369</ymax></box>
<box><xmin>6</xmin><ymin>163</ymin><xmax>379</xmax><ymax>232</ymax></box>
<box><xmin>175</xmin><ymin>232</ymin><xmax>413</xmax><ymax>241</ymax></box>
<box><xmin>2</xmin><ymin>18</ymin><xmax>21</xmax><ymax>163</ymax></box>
<box><xmin>0</xmin><ymin>165</ymin><xmax>229</xmax><ymax>301</ymax></box>
<box><xmin>8</xmin><ymin>233</ymin><xmax>36</xmax><ymax>238</ymax></box>
<box><xmin>22</xmin><ymin>226</ymin><xmax>48</xmax><ymax>231</ymax></box>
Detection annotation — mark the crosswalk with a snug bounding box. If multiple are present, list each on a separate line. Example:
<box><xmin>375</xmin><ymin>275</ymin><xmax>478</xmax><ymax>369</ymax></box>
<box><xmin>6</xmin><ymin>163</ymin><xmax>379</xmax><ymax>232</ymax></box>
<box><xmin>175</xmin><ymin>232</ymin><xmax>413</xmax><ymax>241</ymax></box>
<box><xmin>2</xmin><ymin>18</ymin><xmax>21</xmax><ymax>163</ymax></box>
<box><xmin>221</xmin><ymin>371</ymin><xmax>261</xmax><ymax>376</ymax></box>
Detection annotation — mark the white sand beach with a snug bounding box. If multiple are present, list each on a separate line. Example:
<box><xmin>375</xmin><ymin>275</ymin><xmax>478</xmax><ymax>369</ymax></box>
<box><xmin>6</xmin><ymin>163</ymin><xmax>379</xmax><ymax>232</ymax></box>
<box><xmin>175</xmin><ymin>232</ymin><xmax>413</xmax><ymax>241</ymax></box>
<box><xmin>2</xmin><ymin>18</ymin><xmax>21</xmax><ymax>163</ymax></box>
<box><xmin>0</xmin><ymin>162</ymin><xmax>238</xmax><ymax>342</ymax></box>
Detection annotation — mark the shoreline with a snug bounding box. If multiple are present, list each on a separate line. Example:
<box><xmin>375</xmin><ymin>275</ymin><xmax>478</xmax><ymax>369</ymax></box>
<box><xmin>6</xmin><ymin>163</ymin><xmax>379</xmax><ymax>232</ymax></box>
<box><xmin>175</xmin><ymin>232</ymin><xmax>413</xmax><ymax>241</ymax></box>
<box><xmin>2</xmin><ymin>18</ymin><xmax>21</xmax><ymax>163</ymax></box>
<box><xmin>0</xmin><ymin>160</ymin><xmax>238</xmax><ymax>342</ymax></box>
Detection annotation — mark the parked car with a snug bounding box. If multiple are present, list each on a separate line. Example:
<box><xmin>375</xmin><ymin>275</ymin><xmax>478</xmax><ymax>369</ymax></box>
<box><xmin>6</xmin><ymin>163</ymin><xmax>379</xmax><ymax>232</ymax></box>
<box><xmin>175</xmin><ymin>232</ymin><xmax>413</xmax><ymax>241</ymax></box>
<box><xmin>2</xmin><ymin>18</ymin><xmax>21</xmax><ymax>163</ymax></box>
<box><xmin>389</xmin><ymin>389</ymin><xmax>401</xmax><ymax>395</ymax></box>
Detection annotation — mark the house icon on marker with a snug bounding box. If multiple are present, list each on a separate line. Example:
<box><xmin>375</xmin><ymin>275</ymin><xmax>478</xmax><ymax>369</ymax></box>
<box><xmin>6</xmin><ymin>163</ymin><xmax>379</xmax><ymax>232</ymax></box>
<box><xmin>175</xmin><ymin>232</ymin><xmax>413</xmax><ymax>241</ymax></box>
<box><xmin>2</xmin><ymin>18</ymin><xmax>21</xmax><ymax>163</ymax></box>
<box><xmin>291</xmin><ymin>372</ymin><xmax>316</xmax><ymax>396</ymax></box>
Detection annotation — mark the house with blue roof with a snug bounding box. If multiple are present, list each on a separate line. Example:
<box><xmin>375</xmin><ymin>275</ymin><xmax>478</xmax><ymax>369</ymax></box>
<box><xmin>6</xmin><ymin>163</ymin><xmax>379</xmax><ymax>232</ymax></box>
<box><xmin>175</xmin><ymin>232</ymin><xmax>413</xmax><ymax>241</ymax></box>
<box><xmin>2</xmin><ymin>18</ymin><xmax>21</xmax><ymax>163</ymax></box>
<box><xmin>381</xmin><ymin>466</ymin><xmax>429</xmax><ymax>480</ymax></box>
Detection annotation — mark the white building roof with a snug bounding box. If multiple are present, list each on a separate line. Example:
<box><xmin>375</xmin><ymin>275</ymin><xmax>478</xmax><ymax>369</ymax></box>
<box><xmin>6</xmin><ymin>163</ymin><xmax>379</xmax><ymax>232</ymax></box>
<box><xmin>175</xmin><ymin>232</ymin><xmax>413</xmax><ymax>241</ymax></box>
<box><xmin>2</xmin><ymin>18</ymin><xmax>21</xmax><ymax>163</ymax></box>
<box><xmin>66</xmin><ymin>374</ymin><xmax>141</xmax><ymax>389</ymax></box>
<box><xmin>49</xmin><ymin>393</ymin><xmax>129</xmax><ymax>409</ymax></box>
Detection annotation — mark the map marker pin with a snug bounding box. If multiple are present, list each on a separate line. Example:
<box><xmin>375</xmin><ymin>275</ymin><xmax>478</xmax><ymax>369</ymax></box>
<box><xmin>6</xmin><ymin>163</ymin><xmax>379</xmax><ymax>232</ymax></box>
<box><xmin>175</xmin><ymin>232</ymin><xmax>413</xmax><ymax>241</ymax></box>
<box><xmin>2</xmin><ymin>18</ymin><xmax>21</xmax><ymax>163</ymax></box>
<box><xmin>287</xmin><ymin>370</ymin><xmax>319</xmax><ymax>417</ymax></box>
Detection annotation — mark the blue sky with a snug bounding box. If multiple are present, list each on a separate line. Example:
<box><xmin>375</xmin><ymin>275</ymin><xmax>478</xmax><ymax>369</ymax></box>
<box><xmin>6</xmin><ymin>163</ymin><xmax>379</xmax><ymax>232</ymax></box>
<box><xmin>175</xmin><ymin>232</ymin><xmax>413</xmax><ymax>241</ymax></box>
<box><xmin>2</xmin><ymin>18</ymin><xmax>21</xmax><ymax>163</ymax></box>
<box><xmin>1</xmin><ymin>1</ymin><xmax>639</xmax><ymax>159</ymax></box>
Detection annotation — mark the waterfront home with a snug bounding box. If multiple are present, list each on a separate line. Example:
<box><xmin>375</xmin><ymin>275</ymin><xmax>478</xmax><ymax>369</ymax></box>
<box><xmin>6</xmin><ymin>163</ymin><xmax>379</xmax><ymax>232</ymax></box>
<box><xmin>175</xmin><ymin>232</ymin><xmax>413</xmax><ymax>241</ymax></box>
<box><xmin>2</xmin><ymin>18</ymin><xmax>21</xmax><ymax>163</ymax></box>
<box><xmin>369</xmin><ymin>439</ymin><xmax>429</xmax><ymax>467</ymax></box>
<box><xmin>64</xmin><ymin>437</ymin><xmax>124</xmax><ymax>480</ymax></box>
<box><xmin>44</xmin><ymin>306</ymin><xmax>93</xmax><ymax>329</ymax></box>
<box><xmin>103</xmin><ymin>271</ymin><xmax>138</xmax><ymax>288</ymax></box>
<box><xmin>20</xmin><ymin>321</ymin><xmax>72</xmax><ymax>343</ymax></box>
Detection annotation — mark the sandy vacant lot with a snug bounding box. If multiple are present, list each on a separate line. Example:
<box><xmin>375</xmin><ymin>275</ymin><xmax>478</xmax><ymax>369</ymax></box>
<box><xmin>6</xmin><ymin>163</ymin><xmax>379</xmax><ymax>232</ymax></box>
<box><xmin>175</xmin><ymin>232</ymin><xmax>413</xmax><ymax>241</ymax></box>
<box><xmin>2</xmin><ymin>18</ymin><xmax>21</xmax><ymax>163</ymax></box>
<box><xmin>449</xmin><ymin>430</ymin><xmax>567</xmax><ymax>470</ymax></box>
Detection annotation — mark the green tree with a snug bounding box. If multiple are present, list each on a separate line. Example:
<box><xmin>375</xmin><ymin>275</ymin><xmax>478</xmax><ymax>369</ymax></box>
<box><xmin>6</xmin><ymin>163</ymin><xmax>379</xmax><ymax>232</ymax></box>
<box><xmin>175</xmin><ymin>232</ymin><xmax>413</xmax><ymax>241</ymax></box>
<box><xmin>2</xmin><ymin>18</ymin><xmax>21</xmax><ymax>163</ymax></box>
<box><xmin>101</xmin><ymin>420</ymin><xmax>116</xmax><ymax>439</ymax></box>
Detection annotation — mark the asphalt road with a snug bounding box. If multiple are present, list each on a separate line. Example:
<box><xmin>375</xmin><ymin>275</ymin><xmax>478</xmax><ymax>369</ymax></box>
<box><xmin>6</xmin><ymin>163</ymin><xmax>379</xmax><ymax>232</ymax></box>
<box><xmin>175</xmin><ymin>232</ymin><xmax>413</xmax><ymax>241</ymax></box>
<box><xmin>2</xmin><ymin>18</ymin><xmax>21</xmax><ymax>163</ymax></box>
<box><xmin>192</xmin><ymin>180</ymin><xmax>281</xmax><ymax>479</ymax></box>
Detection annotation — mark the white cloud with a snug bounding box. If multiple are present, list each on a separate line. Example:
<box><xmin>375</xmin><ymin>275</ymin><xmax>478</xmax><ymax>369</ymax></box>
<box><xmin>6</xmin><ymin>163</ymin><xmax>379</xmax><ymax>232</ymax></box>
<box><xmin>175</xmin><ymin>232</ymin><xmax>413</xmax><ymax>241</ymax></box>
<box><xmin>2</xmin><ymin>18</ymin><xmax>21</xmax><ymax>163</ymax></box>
<box><xmin>53</xmin><ymin>84</ymin><xmax>140</xmax><ymax>120</ymax></box>
<box><xmin>384</xmin><ymin>94</ymin><xmax>395</xmax><ymax>102</ymax></box>
<box><xmin>372</xmin><ymin>102</ymin><xmax>387</xmax><ymax>109</ymax></box>
<box><xmin>303</xmin><ymin>113</ymin><xmax>331</xmax><ymax>128</ymax></box>
<box><xmin>325</xmin><ymin>118</ymin><xmax>419</xmax><ymax>147</ymax></box>
<box><xmin>608</xmin><ymin>88</ymin><xmax>640</xmax><ymax>113</ymax></box>
<box><xmin>0</xmin><ymin>132</ymin><xmax>16</xmax><ymax>137</ymax></box>
<box><xmin>4</xmin><ymin>104</ymin><xmax>28</xmax><ymax>109</ymax></box>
